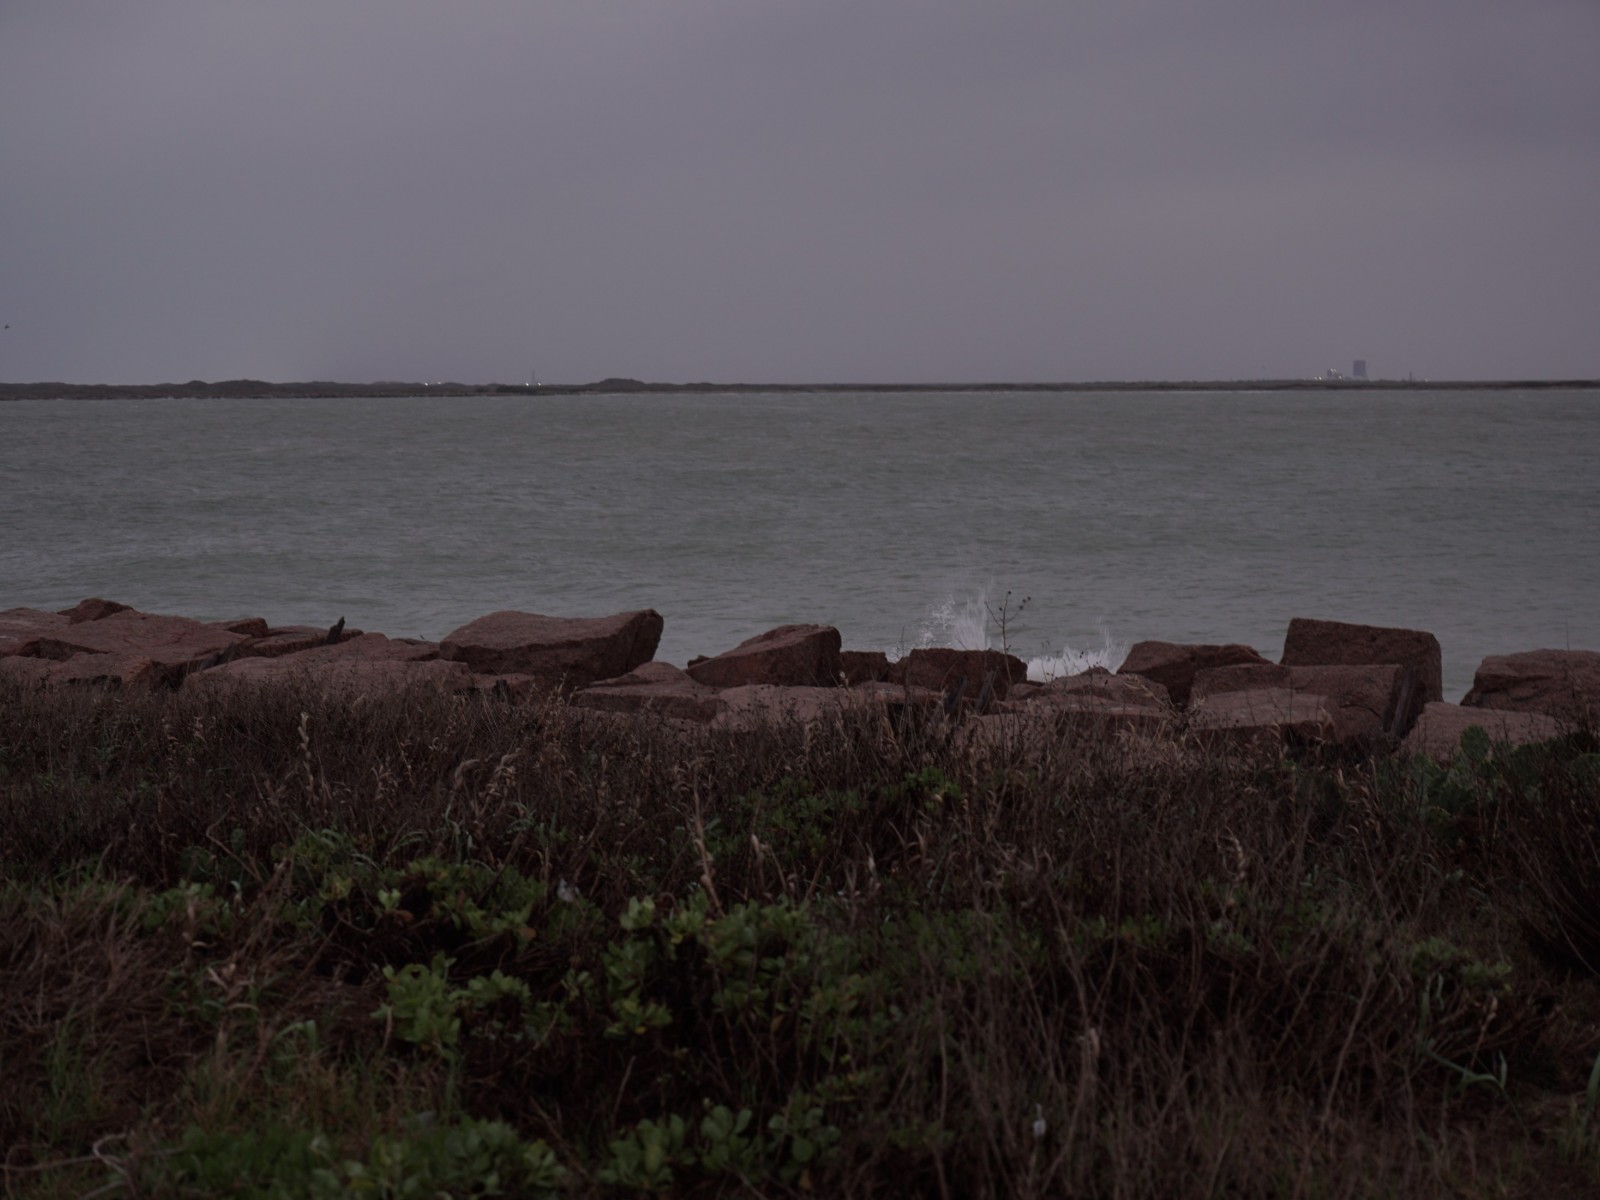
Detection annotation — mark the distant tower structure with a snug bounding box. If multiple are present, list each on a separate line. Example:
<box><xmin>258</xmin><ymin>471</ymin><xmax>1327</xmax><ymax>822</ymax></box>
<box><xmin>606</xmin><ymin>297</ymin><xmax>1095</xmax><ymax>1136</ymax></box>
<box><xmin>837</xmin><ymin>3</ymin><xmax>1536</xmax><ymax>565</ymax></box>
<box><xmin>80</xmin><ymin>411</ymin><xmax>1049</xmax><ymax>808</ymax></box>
<box><xmin>1352</xmin><ymin>359</ymin><xmax>1368</xmax><ymax>380</ymax></box>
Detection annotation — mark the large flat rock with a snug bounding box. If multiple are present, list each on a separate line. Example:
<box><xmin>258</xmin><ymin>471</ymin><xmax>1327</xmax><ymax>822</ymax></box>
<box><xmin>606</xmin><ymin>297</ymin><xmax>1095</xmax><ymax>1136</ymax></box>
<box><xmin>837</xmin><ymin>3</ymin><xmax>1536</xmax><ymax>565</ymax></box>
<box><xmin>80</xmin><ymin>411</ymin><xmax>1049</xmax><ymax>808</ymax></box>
<box><xmin>1280</xmin><ymin>617</ymin><xmax>1442</xmax><ymax>707</ymax></box>
<box><xmin>1461</xmin><ymin>650</ymin><xmax>1600</xmax><ymax>727</ymax></box>
<box><xmin>686</xmin><ymin>624</ymin><xmax>843</xmax><ymax>688</ymax></box>
<box><xmin>22</xmin><ymin>610</ymin><xmax>249</xmax><ymax>687</ymax></box>
<box><xmin>440</xmin><ymin>609</ymin><xmax>663</xmax><ymax>689</ymax></box>
<box><xmin>1401</xmin><ymin>701</ymin><xmax>1567</xmax><ymax>762</ymax></box>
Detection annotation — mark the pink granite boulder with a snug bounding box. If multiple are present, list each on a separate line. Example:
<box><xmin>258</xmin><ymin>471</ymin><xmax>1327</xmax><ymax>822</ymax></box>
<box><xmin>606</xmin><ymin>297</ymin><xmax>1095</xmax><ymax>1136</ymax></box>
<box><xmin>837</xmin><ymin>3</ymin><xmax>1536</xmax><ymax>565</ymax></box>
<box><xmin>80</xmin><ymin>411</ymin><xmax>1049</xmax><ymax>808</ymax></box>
<box><xmin>189</xmin><ymin>633</ymin><xmax>439</xmax><ymax>685</ymax></box>
<box><xmin>686</xmin><ymin>624</ymin><xmax>844</xmax><ymax>688</ymax></box>
<box><xmin>440</xmin><ymin>609</ymin><xmax>663</xmax><ymax>689</ymax></box>
<box><xmin>1117</xmin><ymin>641</ymin><xmax>1270</xmax><ymax>707</ymax></box>
<box><xmin>1280</xmin><ymin>618</ymin><xmax>1442</xmax><ymax>706</ymax></box>
<box><xmin>1401</xmin><ymin>702</ymin><xmax>1567</xmax><ymax>762</ymax></box>
<box><xmin>0</xmin><ymin>607</ymin><xmax>71</xmax><ymax>657</ymax></box>
<box><xmin>1461</xmin><ymin>650</ymin><xmax>1600</xmax><ymax>727</ymax></box>
<box><xmin>23</xmin><ymin>610</ymin><xmax>250</xmax><ymax>687</ymax></box>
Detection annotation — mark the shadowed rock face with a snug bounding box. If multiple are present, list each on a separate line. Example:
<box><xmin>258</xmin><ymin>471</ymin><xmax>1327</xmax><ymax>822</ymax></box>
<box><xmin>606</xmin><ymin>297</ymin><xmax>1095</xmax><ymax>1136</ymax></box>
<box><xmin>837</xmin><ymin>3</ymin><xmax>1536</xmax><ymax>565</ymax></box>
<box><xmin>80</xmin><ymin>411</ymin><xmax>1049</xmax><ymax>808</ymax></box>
<box><xmin>440</xmin><ymin>609</ymin><xmax>663</xmax><ymax>689</ymax></box>
<box><xmin>891</xmin><ymin>647</ymin><xmax>1029</xmax><ymax>704</ymax></box>
<box><xmin>1280</xmin><ymin>618</ymin><xmax>1442</xmax><ymax>709</ymax></box>
<box><xmin>1188</xmin><ymin>688</ymin><xmax>1335</xmax><ymax>749</ymax></box>
<box><xmin>59</xmin><ymin>597</ymin><xmax>133</xmax><ymax>624</ymax></box>
<box><xmin>839</xmin><ymin>650</ymin><xmax>891</xmax><ymax>685</ymax></box>
<box><xmin>686</xmin><ymin>624</ymin><xmax>843</xmax><ymax>688</ymax></box>
<box><xmin>1192</xmin><ymin>662</ymin><xmax>1412</xmax><ymax>743</ymax></box>
<box><xmin>1462</xmin><ymin>650</ymin><xmax>1600</xmax><ymax>727</ymax></box>
<box><xmin>1116</xmin><ymin>641</ymin><xmax>1270</xmax><ymax>708</ymax></box>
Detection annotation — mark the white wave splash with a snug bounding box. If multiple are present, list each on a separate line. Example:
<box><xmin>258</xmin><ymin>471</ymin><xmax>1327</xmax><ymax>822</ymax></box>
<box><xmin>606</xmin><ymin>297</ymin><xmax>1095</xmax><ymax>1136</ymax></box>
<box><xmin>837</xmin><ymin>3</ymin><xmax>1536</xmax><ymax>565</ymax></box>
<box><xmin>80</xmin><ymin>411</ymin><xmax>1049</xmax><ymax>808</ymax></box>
<box><xmin>895</xmin><ymin>591</ymin><xmax>1127</xmax><ymax>682</ymax></box>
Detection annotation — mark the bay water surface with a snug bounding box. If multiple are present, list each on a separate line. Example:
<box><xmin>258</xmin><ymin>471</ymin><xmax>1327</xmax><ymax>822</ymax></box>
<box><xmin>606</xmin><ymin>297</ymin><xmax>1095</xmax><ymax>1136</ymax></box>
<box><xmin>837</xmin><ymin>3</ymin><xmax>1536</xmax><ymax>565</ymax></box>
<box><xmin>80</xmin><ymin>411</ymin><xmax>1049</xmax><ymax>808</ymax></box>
<box><xmin>3</xmin><ymin>388</ymin><xmax>1595</xmax><ymax>699</ymax></box>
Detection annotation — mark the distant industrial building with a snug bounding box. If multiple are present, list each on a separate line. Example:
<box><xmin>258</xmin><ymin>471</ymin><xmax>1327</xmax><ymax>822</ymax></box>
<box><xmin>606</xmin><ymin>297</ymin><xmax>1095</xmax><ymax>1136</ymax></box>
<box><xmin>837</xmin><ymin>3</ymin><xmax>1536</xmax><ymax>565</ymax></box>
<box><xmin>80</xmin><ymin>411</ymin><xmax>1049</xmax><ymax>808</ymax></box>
<box><xmin>1352</xmin><ymin>359</ymin><xmax>1368</xmax><ymax>380</ymax></box>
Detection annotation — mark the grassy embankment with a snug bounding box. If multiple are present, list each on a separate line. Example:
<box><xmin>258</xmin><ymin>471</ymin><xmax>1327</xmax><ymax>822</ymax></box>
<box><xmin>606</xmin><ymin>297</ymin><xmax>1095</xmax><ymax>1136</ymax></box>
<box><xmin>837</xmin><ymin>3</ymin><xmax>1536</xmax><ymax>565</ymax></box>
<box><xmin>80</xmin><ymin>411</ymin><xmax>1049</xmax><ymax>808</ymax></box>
<box><xmin>3</xmin><ymin>680</ymin><xmax>1600</xmax><ymax>1198</ymax></box>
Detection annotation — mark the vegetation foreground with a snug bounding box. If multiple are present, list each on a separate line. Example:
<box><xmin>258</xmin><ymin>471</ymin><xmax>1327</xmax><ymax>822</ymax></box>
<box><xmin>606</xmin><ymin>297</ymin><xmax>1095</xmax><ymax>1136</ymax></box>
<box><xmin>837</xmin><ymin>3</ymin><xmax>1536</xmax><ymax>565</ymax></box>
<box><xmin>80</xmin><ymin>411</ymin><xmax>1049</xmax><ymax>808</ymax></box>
<box><xmin>3</xmin><ymin>681</ymin><xmax>1600</xmax><ymax>1198</ymax></box>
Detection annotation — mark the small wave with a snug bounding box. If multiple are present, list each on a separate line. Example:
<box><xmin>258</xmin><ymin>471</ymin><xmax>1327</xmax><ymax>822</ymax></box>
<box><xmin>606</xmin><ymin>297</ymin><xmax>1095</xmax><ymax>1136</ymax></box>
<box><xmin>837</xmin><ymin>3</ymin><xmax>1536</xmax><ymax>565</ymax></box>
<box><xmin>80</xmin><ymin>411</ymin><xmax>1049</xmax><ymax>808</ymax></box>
<box><xmin>1025</xmin><ymin>625</ymin><xmax>1127</xmax><ymax>682</ymax></box>
<box><xmin>893</xmin><ymin>591</ymin><xmax>1127</xmax><ymax>682</ymax></box>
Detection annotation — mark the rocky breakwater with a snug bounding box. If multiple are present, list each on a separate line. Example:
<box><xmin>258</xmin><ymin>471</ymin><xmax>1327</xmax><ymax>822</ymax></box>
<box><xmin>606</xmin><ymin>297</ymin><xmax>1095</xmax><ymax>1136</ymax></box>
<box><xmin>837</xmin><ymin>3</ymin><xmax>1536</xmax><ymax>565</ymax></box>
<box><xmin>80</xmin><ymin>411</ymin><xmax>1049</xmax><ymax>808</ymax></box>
<box><xmin>1115</xmin><ymin>617</ymin><xmax>1595</xmax><ymax>760</ymax></box>
<box><xmin>2</xmin><ymin>601</ymin><xmax>1594</xmax><ymax>761</ymax></box>
<box><xmin>0</xmin><ymin>600</ymin><xmax>664</xmax><ymax>700</ymax></box>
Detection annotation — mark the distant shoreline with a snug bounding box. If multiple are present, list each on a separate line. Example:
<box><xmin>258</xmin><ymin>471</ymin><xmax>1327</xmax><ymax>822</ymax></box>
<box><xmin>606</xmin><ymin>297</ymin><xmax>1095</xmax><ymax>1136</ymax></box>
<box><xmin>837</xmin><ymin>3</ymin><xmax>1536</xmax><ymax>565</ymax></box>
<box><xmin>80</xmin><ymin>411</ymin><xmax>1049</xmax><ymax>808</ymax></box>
<box><xmin>2</xmin><ymin>377</ymin><xmax>1597</xmax><ymax>401</ymax></box>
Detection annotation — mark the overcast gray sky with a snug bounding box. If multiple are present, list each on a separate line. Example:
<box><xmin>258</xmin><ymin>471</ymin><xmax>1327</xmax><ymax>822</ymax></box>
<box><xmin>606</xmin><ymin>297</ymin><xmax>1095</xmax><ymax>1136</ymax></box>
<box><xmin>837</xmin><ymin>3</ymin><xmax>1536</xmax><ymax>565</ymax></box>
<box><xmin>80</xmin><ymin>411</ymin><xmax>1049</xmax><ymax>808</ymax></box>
<box><xmin>3</xmin><ymin>1</ymin><xmax>1597</xmax><ymax>384</ymax></box>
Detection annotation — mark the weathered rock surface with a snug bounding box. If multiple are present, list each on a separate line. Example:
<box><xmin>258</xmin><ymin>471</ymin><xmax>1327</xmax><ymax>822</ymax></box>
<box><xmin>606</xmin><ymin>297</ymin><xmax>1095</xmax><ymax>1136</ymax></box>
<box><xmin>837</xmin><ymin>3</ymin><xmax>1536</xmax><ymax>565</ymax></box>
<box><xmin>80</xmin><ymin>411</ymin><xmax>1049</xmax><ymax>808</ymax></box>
<box><xmin>685</xmin><ymin>624</ymin><xmax>843</xmax><ymax>689</ymax></box>
<box><xmin>1117</xmin><ymin>641</ymin><xmax>1270</xmax><ymax>707</ymax></box>
<box><xmin>23</xmin><ymin>611</ymin><xmax>250</xmax><ymax>687</ymax></box>
<box><xmin>1280</xmin><ymin>618</ymin><xmax>1442</xmax><ymax>708</ymax></box>
<box><xmin>187</xmin><ymin>633</ymin><xmax>438</xmax><ymax>685</ymax></box>
<box><xmin>59</xmin><ymin>597</ymin><xmax>133</xmax><ymax>624</ymax></box>
<box><xmin>0</xmin><ymin>607</ymin><xmax>71</xmax><ymax>656</ymax></box>
<box><xmin>1401</xmin><ymin>702</ymin><xmax>1567</xmax><ymax>762</ymax></box>
<box><xmin>1461</xmin><ymin>650</ymin><xmax>1600</xmax><ymax>727</ymax></box>
<box><xmin>572</xmin><ymin>662</ymin><xmax>724</xmax><ymax>724</ymax></box>
<box><xmin>1193</xmin><ymin>662</ymin><xmax>1412</xmax><ymax>743</ymax></box>
<box><xmin>1189</xmin><ymin>688</ymin><xmax>1335</xmax><ymax>747</ymax></box>
<box><xmin>440</xmin><ymin>609</ymin><xmax>663</xmax><ymax>688</ymax></box>
<box><xmin>890</xmin><ymin>647</ymin><xmax>1029</xmax><ymax>706</ymax></box>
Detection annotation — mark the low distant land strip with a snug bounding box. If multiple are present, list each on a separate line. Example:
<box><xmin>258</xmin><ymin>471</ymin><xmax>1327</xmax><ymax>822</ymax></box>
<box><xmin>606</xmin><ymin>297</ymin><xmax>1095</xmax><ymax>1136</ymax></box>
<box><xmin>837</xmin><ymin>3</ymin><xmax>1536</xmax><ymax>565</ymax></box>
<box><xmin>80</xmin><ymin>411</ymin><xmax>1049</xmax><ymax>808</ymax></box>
<box><xmin>3</xmin><ymin>377</ymin><xmax>1598</xmax><ymax>401</ymax></box>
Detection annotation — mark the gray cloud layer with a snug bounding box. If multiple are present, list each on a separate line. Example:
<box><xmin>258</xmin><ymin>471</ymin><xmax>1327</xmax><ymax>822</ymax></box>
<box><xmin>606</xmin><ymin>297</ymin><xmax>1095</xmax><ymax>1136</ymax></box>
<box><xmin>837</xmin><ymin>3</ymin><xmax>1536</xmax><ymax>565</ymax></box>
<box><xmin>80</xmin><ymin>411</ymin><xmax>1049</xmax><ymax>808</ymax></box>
<box><xmin>4</xmin><ymin>1</ymin><xmax>1597</xmax><ymax>383</ymax></box>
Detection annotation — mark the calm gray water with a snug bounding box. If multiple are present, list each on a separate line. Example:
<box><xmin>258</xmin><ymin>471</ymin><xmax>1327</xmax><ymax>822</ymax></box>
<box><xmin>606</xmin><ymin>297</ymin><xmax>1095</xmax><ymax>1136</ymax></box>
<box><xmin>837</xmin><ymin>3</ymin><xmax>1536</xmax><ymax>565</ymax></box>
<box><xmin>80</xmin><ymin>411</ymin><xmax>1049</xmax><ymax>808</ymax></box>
<box><xmin>3</xmin><ymin>389</ymin><xmax>1596</xmax><ymax>699</ymax></box>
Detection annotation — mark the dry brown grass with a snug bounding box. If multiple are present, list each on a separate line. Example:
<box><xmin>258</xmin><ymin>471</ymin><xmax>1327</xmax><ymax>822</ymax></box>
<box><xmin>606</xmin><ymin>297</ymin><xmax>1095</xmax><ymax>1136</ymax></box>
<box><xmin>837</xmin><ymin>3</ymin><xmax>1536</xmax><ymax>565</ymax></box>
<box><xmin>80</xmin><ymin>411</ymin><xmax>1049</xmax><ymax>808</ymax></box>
<box><xmin>2</xmin><ymin>678</ymin><xmax>1599</xmax><ymax>1197</ymax></box>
